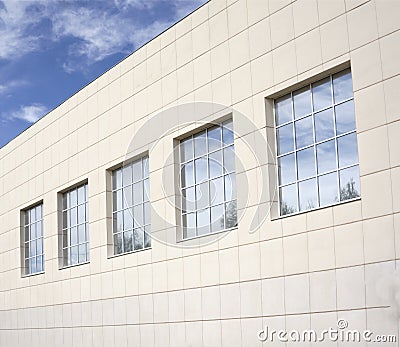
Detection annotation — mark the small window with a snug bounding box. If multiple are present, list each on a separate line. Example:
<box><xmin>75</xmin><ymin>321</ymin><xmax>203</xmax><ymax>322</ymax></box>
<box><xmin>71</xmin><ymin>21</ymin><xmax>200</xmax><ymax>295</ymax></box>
<box><xmin>274</xmin><ymin>69</ymin><xmax>360</xmax><ymax>216</ymax></box>
<box><xmin>23</xmin><ymin>204</ymin><xmax>44</xmax><ymax>275</ymax></box>
<box><xmin>62</xmin><ymin>183</ymin><xmax>89</xmax><ymax>266</ymax></box>
<box><xmin>112</xmin><ymin>156</ymin><xmax>150</xmax><ymax>255</ymax></box>
<box><xmin>180</xmin><ymin>119</ymin><xmax>237</xmax><ymax>239</ymax></box>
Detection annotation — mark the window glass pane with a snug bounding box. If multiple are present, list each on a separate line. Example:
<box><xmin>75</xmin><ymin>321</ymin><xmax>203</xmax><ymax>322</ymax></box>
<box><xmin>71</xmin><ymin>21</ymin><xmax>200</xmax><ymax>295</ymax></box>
<box><xmin>71</xmin><ymin>226</ymin><xmax>78</xmax><ymax>245</ymax></box>
<box><xmin>144</xmin><ymin>226</ymin><xmax>151</xmax><ymax>248</ymax></box>
<box><xmin>24</xmin><ymin>226</ymin><xmax>29</xmax><ymax>242</ymax></box>
<box><xmin>340</xmin><ymin>166</ymin><xmax>360</xmax><ymax>201</ymax></box>
<box><xmin>208</xmin><ymin>125</ymin><xmax>222</xmax><ymax>152</ymax></box>
<box><xmin>277</xmin><ymin>123</ymin><xmax>294</xmax><ymax>155</ymax></box>
<box><xmin>278</xmin><ymin>154</ymin><xmax>296</xmax><ymax>185</ymax></box>
<box><xmin>71</xmin><ymin>246</ymin><xmax>78</xmax><ymax>265</ymax></box>
<box><xmin>24</xmin><ymin>210</ymin><xmax>30</xmax><ymax>226</ymax></box>
<box><xmin>78</xmin><ymin>224</ymin><xmax>85</xmax><ymax>244</ymax></box>
<box><xmin>224</xmin><ymin>174</ymin><xmax>236</xmax><ymax>202</ymax></box>
<box><xmin>333</xmin><ymin>69</ymin><xmax>353</xmax><ymax>103</ymax></box>
<box><xmin>123</xmin><ymin>209</ymin><xmax>133</xmax><ymax>230</ymax></box>
<box><xmin>209</xmin><ymin>150</ymin><xmax>223</xmax><ymax>178</ymax></box>
<box><xmin>132</xmin><ymin>160</ymin><xmax>142</xmax><ymax>182</ymax></box>
<box><xmin>275</xmin><ymin>95</ymin><xmax>292</xmax><ymax>125</ymax></box>
<box><xmin>78</xmin><ymin>204</ymin><xmax>85</xmax><ymax>224</ymax></box>
<box><xmin>37</xmin><ymin>239</ymin><xmax>43</xmax><ymax>255</ymax></box>
<box><xmin>180</xmin><ymin>122</ymin><xmax>236</xmax><ymax>238</ymax></box>
<box><xmin>36</xmin><ymin>205</ymin><xmax>42</xmax><ymax>220</ymax></box>
<box><xmin>114</xmin><ymin>233</ymin><xmax>123</xmax><ymax>254</ymax></box>
<box><xmin>297</xmin><ymin>147</ymin><xmax>316</xmax><ymax>180</ymax></box>
<box><xmin>143</xmin><ymin>178</ymin><xmax>150</xmax><ymax>201</ymax></box>
<box><xmin>182</xmin><ymin>187</ymin><xmax>196</xmax><ymax>212</ymax></box>
<box><xmin>316</xmin><ymin>140</ymin><xmax>336</xmax><ymax>174</ymax></box>
<box><xmin>293</xmin><ymin>87</ymin><xmax>311</xmax><ymax>119</ymax></box>
<box><xmin>30</xmin><ymin>209</ymin><xmax>36</xmax><ymax>223</ymax></box>
<box><xmin>280</xmin><ymin>184</ymin><xmax>298</xmax><ymax>215</ymax></box>
<box><xmin>143</xmin><ymin>157</ymin><xmax>149</xmax><ymax>178</ymax></box>
<box><xmin>37</xmin><ymin>256</ymin><xmax>44</xmax><ymax>272</ymax></box>
<box><xmin>62</xmin><ymin>193</ymin><xmax>69</xmax><ymax>210</ymax></box>
<box><xmin>182</xmin><ymin>213</ymin><xmax>196</xmax><ymax>239</ymax></box>
<box><xmin>222</xmin><ymin>121</ymin><xmax>234</xmax><ymax>145</ymax></box>
<box><xmin>335</xmin><ymin>100</ymin><xmax>355</xmax><ymax>135</ymax></box>
<box><xmin>113</xmin><ymin>190</ymin><xmax>122</xmax><ymax>211</ymax></box>
<box><xmin>196</xmin><ymin>182</ymin><xmax>209</xmax><ymax>210</ymax></box>
<box><xmin>36</xmin><ymin>221</ymin><xmax>43</xmax><ymax>238</ymax></box>
<box><xmin>211</xmin><ymin>204</ymin><xmax>224</xmax><ymax>232</ymax></box>
<box><xmin>318</xmin><ymin>172</ymin><xmax>338</xmax><ymax>207</ymax></box>
<box><xmin>78</xmin><ymin>244</ymin><xmax>87</xmax><ymax>263</ymax></box>
<box><xmin>70</xmin><ymin>189</ymin><xmax>78</xmax><ymax>206</ymax></box>
<box><xmin>123</xmin><ymin>165</ymin><xmax>133</xmax><ymax>186</ymax></box>
<box><xmin>181</xmin><ymin>137</ymin><xmax>193</xmax><ymax>162</ymax></box>
<box><xmin>29</xmin><ymin>241</ymin><xmax>36</xmax><ymax>257</ymax></box>
<box><xmin>113</xmin><ymin>211</ymin><xmax>123</xmax><ymax>233</ymax></box>
<box><xmin>30</xmin><ymin>223</ymin><xmax>36</xmax><ymax>240</ymax></box>
<box><xmin>123</xmin><ymin>186</ymin><xmax>132</xmax><ymax>208</ymax></box>
<box><xmin>181</xmin><ymin>162</ymin><xmax>194</xmax><ymax>188</ymax></box>
<box><xmin>134</xmin><ymin>228</ymin><xmax>144</xmax><ymax>250</ymax></box>
<box><xmin>337</xmin><ymin>133</ymin><xmax>358</xmax><ymax>168</ymax></box>
<box><xmin>299</xmin><ymin>178</ymin><xmax>318</xmax><ymax>211</ymax></box>
<box><xmin>314</xmin><ymin>108</ymin><xmax>334</xmax><ymax>142</ymax></box>
<box><xmin>209</xmin><ymin>177</ymin><xmax>224</xmax><ymax>206</ymax></box>
<box><xmin>195</xmin><ymin>157</ymin><xmax>208</xmax><ymax>183</ymax></box>
<box><xmin>133</xmin><ymin>182</ymin><xmax>144</xmax><ymax>205</ymax></box>
<box><xmin>312</xmin><ymin>77</ymin><xmax>331</xmax><ymax>111</ymax></box>
<box><xmin>70</xmin><ymin>207</ymin><xmax>77</xmax><ymax>226</ymax></box>
<box><xmin>295</xmin><ymin>116</ymin><xmax>314</xmax><ymax>148</ymax></box>
<box><xmin>133</xmin><ymin>205</ymin><xmax>144</xmax><ymax>227</ymax></box>
<box><xmin>29</xmin><ymin>258</ymin><xmax>36</xmax><ymax>274</ymax></box>
<box><xmin>144</xmin><ymin>201</ymin><xmax>151</xmax><ymax>225</ymax></box>
<box><xmin>223</xmin><ymin>145</ymin><xmax>235</xmax><ymax>173</ymax></box>
<box><xmin>113</xmin><ymin>169</ymin><xmax>122</xmax><ymax>190</ymax></box>
<box><xmin>194</xmin><ymin>131</ymin><xmax>207</xmax><ymax>157</ymax></box>
<box><xmin>225</xmin><ymin>201</ymin><xmax>237</xmax><ymax>229</ymax></box>
<box><xmin>77</xmin><ymin>186</ymin><xmax>86</xmax><ymax>205</ymax></box>
<box><xmin>197</xmin><ymin>208</ymin><xmax>210</xmax><ymax>235</ymax></box>
<box><xmin>124</xmin><ymin>231</ymin><xmax>133</xmax><ymax>253</ymax></box>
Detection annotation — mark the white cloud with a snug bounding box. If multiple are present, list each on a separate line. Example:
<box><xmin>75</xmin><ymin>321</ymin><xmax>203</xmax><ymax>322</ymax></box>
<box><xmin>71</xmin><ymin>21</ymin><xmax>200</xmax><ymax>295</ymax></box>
<box><xmin>0</xmin><ymin>80</ymin><xmax>29</xmax><ymax>95</ymax></box>
<box><xmin>8</xmin><ymin>103</ymin><xmax>48</xmax><ymax>123</ymax></box>
<box><xmin>0</xmin><ymin>0</ymin><xmax>206</xmax><ymax>70</ymax></box>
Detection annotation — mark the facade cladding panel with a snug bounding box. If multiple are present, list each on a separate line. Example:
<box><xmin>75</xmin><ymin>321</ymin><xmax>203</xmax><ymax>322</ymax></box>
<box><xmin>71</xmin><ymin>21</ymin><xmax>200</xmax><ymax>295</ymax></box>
<box><xmin>0</xmin><ymin>0</ymin><xmax>399</xmax><ymax>346</ymax></box>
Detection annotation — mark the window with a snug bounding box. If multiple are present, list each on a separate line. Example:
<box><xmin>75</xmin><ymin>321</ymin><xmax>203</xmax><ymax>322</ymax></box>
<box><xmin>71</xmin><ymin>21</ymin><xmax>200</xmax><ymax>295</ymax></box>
<box><xmin>179</xmin><ymin>119</ymin><xmax>237</xmax><ymax>239</ymax></box>
<box><xmin>112</xmin><ymin>156</ymin><xmax>150</xmax><ymax>255</ymax></box>
<box><xmin>274</xmin><ymin>69</ymin><xmax>360</xmax><ymax>216</ymax></box>
<box><xmin>62</xmin><ymin>183</ymin><xmax>89</xmax><ymax>266</ymax></box>
<box><xmin>23</xmin><ymin>204</ymin><xmax>44</xmax><ymax>275</ymax></box>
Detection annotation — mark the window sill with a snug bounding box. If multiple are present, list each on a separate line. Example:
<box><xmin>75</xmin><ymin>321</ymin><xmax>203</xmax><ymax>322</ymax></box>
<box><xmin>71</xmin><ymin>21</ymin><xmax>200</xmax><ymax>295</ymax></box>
<box><xmin>177</xmin><ymin>226</ymin><xmax>238</xmax><ymax>244</ymax></box>
<box><xmin>108</xmin><ymin>246</ymin><xmax>152</xmax><ymax>259</ymax></box>
<box><xmin>272</xmin><ymin>197</ymin><xmax>361</xmax><ymax>220</ymax></box>
<box><xmin>22</xmin><ymin>270</ymin><xmax>45</xmax><ymax>278</ymax></box>
<box><xmin>60</xmin><ymin>260</ymin><xmax>90</xmax><ymax>270</ymax></box>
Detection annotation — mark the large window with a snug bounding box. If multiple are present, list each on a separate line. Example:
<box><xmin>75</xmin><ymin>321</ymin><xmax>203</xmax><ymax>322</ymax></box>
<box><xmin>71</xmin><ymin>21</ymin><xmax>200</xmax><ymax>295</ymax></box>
<box><xmin>112</xmin><ymin>156</ymin><xmax>150</xmax><ymax>255</ymax></box>
<box><xmin>180</xmin><ymin>119</ymin><xmax>237</xmax><ymax>239</ymax></box>
<box><xmin>62</xmin><ymin>183</ymin><xmax>89</xmax><ymax>266</ymax></box>
<box><xmin>23</xmin><ymin>204</ymin><xmax>44</xmax><ymax>275</ymax></box>
<box><xmin>275</xmin><ymin>69</ymin><xmax>360</xmax><ymax>216</ymax></box>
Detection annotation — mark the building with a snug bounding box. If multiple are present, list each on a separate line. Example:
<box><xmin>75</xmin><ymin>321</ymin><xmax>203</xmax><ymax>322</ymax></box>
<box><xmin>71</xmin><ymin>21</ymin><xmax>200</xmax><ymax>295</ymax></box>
<box><xmin>0</xmin><ymin>0</ymin><xmax>399</xmax><ymax>346</ymax></box>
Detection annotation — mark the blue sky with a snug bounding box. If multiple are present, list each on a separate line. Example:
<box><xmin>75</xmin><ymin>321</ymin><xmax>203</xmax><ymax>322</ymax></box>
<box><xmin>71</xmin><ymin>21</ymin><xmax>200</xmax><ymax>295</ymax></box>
<box><xmin>0</xmin><ymin>0</ymin><xmax>206</xmax><ymax>148</ymax></box>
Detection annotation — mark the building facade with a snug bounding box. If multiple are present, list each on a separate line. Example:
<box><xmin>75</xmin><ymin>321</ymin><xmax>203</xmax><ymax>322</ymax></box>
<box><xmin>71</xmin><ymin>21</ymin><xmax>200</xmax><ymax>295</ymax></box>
<box><xmin>0</xmin><ymin>0</ymin><xmax>399</xmax><ymax>345</ymax></box>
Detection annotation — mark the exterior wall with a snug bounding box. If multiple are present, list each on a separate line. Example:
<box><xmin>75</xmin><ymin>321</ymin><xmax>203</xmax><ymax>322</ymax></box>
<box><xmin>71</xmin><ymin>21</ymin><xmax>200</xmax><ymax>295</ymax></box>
<box><xmin>0</xmin><ymin>0</ymin><xmax>399</xmax><ymax>346</ymax></box>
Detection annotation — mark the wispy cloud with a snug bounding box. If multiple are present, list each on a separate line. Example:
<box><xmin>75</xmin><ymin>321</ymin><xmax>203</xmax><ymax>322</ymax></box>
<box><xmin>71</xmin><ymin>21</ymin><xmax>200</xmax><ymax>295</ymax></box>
<box><xmin>0</xmin><ymin>0</ymin><xmax>205</xmax><ymax>71</ymax></box>
<box><xmin>0</xmin><ymin>80</ymin><xmax>29</xmax><ymax>95</ymax></box>
<box><xmin>7</xmin><ymin>103</ymin><xmax>48</xmax><ymax>123</ymax></box>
